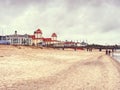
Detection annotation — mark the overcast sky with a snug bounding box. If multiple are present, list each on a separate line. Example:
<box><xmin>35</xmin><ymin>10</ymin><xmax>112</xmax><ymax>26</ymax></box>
<box><xmin>0</xmin><ymin>0</ymin><xmax>120</xmax><ymax>45</ymax></box>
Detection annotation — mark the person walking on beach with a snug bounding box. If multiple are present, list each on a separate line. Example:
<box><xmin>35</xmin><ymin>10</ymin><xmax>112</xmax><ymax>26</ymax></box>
<box><xmin>108</xmin><ymin>50</ymin><xmax>111</xmax><ymax>56</ymax></box>
<box><xmin>106</xmin><ymin>49</ymin><xmax>108</xmax><ymax>55</ymax></box>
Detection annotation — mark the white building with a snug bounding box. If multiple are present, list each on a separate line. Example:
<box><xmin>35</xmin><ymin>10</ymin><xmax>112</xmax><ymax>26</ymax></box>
<box><xmin>30</xmin><ymin>29</ymin><xmax>59</xmax><ymax>46</ymax></box>
<box><xmin>6</xmin><ymin>31</ymin><xmax>32</xmax><ymax>45</ymax></box>
<box><xmin>29</xmin><ymin>29</ymin><xmax>43</xmax><ymax>46</ymax></box>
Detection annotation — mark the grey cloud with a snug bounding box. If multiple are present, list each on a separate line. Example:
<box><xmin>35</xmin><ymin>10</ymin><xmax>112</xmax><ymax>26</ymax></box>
<box><xmin>0</xmin><ymin>0</ymin><xmax>50</xmax><ymax>5</ymax></box>
<box><xmin>0</xmin><ymin>0</ymin><xmax>120</xmax><ymax>44</ymax></box>
<box><xmin>66</xmin><ymin>0</ymin><xmax>120</xmax><ymax>10</ymax></box>
<box><xmin>101</xmin><ymin>21</ymin><xmax>120</xmax><ymax>33</ymax></box>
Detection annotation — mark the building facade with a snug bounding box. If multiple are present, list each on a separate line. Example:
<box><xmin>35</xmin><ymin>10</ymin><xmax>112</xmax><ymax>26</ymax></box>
<box><xmin>30</xmin><ymin>29</ymin><xmax>58</xmax><ymax>46</ymax></box>
<box><xmin>29</xmin><ymin>29</ymin><xmax>43</xmax><ymax>46</ymax></box>
<box><xmin>0</xmin><ymin>36</ymin><xmax>10</xmax><ymax>44</ymax></box>
<box><xmin>4</xmin><ymin>29</ymin><xmax>59</xmax><ymax>46</ymax></box>
<box><xmin>6</xmin><ymin>31</ymin><xmax>32</xmax><ymax>45</ymax></box>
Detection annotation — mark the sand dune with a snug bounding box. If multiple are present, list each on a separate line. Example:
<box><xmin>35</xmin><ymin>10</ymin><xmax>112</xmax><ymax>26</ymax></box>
<box><xmin>0</xmin><ymin>45</ymin><xmax>120</xmax><ymax>90</ymax></box>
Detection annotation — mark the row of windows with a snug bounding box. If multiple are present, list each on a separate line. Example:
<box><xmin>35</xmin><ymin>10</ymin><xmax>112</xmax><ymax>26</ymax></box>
<box><xmin>10</xmin><ymin>38</ymin><xmax>32</xmax><ymax>44</ymax></box>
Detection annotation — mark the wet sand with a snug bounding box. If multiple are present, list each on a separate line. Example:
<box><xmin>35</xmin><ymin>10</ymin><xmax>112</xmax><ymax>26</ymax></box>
<box><xmin>0</xmin><ymin>45</ymin><xmax>120</xmax><ymax>90</ymax></box>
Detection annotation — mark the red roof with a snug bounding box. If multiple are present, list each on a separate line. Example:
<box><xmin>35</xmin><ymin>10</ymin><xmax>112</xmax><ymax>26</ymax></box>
<box><xmin>34</xmin><ymin>29</ymin><xmax>42</xmax><ymax>34</ymax></box>
<box><xmin>29</xmin><ymin>35</ymin><xmax>58</xmax><ymax>42</ymax></box>
<box><xmin>51</xmin><ymin>33</ymin><xmax>57</xmax><ymax>37</ymax></box>
<box><xmin>29</xmin><ymin>35</ymin><xmax>35</xmax><ymax>39</ymax></box>
<box><xmin>29</xmin><ymin>35</ymin><xmax>43</xmax><ymax>40</ymax></box>
<box><xmin>43</xmin><ymin>38</ymin><xmax>52</xmax><ymax>42</ymax></box>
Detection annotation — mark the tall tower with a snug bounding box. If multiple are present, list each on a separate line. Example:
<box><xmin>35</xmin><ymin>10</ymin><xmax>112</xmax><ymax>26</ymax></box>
<box><xmin>34</xmin><ymin>29</ymin><xmax>42</xmax><ymax>38</ymax></box>
<box><xmin>51</xmin><ymin>33</ymin><xmax>57</xmax><ymax>41</ymax></box>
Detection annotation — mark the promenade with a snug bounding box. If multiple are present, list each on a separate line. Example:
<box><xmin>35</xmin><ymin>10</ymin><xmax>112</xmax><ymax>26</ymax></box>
<box><xmin>0</xmin><ymin>45</ymin><xmax>120</xmax><ymax>90</ymax></box>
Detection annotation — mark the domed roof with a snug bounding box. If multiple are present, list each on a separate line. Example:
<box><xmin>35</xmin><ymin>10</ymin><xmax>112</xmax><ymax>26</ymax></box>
<box><xmin>51</xmin><ymin>33</ymin><xmax>57</xmax><ymax>37</ymax></box>
<box><xmin>34</xmin><ymin>29</ymin><xmax>42</xmax><ymax>34</ymax></box>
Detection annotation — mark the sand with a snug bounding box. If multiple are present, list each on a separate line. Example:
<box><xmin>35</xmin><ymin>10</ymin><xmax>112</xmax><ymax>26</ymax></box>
<box><xmin>0</xmin><ymin>45</ymin><xmax>120</xmax><ymax>90</ymax></box>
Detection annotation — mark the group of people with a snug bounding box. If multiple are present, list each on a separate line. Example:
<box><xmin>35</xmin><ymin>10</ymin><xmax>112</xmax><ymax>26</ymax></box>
<box><xmin>106</xmin><ymin>50</ymin><xmax>111</xmax><ymax>55</ymax></box>
<box><xmin>86</xmin><ymin>47</ymin><xmax>114</xmax><ymax>56</ymax></box>
<box><xmin>106</xmin><ymin>49</ymin><xmax>114</xmax><ymax>56</ymax></box>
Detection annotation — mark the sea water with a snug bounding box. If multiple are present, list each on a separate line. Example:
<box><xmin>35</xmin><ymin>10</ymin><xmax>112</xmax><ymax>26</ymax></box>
<box><xmin>113</xmin><ymin>50</ymin><xmax>120</xmax><ymax>62</ymax></box>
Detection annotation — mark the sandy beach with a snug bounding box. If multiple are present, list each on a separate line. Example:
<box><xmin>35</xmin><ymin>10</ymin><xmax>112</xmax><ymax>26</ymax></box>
<box><xmin>0</xmin><ymin>45</ymin><xmax>120</xmax><ymax>90</ymax></box>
